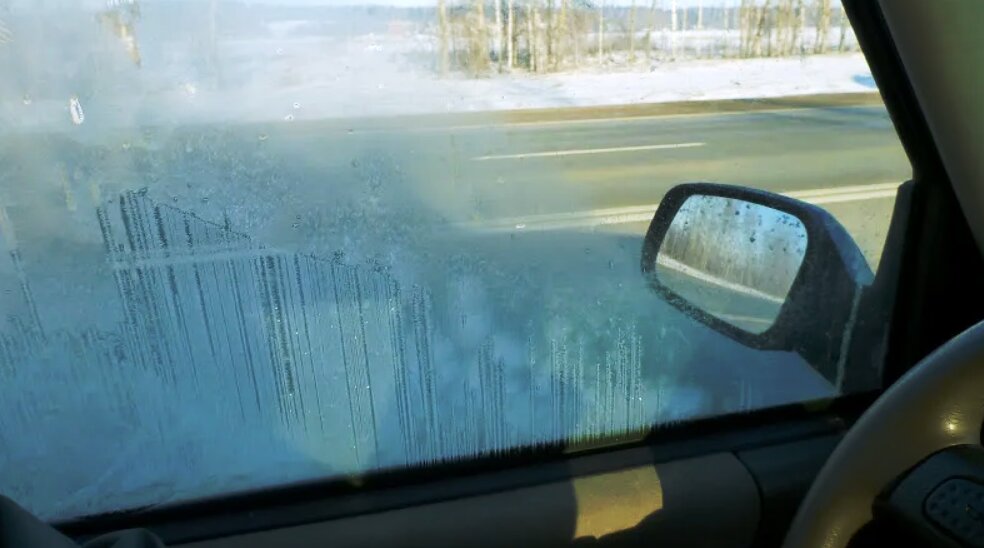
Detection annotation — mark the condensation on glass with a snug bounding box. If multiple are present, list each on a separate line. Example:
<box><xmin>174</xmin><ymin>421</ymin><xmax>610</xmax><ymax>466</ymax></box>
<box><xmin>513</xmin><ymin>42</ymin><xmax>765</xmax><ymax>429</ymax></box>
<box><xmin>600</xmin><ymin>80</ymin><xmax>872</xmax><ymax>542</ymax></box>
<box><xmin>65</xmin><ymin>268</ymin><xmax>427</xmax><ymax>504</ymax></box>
<box><xmin>0</xmin><ymin>0</ymin><xmax>907</xmax><ymax>520</ymax></box>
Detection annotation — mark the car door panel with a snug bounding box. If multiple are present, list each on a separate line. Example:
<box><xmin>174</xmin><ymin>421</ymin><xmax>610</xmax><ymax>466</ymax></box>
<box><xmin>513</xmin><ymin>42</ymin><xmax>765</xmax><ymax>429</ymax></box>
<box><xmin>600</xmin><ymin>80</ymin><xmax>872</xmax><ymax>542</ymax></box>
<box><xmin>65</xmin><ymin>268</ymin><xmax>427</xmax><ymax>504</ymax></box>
<box><xmin>179</xmin><ymin>453</ymin><xmax>758</xmax><ymax>548</ymax></box>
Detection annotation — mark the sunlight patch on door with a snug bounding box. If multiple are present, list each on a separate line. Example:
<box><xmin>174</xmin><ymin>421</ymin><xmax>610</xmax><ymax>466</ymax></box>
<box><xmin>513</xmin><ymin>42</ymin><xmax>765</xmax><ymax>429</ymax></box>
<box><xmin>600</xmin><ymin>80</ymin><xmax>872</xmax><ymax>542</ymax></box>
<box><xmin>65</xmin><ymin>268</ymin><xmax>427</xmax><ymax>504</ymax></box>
<box><xmin>573</xmin><ymin>465</ymin><xmax>663</xmax><ymax>539</ymax></box>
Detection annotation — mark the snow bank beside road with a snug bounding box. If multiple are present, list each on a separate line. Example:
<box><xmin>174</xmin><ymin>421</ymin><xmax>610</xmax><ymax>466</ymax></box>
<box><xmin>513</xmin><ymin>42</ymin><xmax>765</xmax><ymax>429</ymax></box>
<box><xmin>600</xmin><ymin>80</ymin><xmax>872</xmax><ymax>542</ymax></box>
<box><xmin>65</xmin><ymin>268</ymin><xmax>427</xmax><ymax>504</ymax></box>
<box><xmin>443</xmin><ymin>54</ymin><xmax>876</xmax><ymax>113</ymax></box>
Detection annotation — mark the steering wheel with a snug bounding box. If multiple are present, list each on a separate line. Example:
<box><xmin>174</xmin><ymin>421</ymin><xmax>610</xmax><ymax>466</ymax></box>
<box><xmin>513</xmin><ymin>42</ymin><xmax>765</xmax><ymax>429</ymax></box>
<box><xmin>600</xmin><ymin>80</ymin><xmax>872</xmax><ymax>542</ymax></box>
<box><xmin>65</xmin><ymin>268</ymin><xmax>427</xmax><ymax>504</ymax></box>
<box><xmin>784</xmin><ymin>320</ymin><xmax>984</xmax><ymax>547</ymax></box>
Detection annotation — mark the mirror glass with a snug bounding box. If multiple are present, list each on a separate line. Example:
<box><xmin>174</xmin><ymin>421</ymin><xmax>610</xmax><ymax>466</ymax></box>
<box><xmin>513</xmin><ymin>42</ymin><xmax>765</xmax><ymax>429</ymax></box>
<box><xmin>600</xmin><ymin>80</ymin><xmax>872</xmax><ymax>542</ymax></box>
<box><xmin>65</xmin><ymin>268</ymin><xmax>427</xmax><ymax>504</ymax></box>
<box><xmin>655</xmin><ymin>195</ymin><xmax>808</xmax><ymax>334</ymax></box>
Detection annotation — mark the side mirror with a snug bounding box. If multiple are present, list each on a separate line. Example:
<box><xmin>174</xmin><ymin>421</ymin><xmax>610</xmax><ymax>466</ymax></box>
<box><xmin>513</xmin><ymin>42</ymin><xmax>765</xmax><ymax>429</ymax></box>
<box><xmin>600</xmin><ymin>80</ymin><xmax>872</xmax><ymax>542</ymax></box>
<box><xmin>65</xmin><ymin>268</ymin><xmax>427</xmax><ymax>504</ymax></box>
<box><xmin>641</xmin><ymin>183</ymin><xmax>874</xmax><ymax>386</ymax></box>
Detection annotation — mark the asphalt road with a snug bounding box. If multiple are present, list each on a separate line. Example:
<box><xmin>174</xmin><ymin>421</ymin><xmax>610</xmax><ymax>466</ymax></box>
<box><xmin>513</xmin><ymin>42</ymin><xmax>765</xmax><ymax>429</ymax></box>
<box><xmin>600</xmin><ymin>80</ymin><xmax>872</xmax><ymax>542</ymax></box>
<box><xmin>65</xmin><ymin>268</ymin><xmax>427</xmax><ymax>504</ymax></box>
<box><xmin>231</xmin><ymin>94</ymin><xmax>908</xmax><ymax>264</ymax></box>
<box><xmin>0</xmin><ymin>93</ymin><xmax>908</xmax><ymax>248</ymax></box>
<box><xmin>429</xmin><ymin>102</ymin><xmax>906</xmax><ymax>217</ymax></box>
<box><xmin>656</xmin><ymin>263</ymin><xmax>784</xmax><ymax>334</ymax></box>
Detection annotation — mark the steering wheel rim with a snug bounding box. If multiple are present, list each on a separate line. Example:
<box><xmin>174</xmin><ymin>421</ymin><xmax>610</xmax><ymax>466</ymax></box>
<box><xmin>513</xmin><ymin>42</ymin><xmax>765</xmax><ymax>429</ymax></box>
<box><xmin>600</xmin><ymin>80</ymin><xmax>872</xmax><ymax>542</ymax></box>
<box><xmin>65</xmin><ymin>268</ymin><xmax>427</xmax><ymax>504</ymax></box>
<box><xmin>783</xmin><ymin>319</ymin><xmax>984</xmax><ymax>548</ymax></box>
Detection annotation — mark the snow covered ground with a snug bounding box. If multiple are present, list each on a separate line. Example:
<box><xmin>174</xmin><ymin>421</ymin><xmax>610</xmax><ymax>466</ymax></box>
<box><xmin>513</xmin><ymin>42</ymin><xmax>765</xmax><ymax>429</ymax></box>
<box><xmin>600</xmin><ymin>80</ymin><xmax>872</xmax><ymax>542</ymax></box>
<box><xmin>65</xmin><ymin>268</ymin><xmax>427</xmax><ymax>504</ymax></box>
<box><xmin>1</xmin><ymin>27</ymin><xmax>877</xmax><ymax>131</ymax></box>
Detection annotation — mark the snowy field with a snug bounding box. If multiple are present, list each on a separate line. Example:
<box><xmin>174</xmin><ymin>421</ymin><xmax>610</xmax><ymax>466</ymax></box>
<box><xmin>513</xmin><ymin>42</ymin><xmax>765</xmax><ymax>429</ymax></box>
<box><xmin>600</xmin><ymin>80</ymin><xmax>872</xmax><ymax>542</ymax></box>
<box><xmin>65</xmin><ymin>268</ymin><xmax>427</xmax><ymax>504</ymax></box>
<box><xmin>1</xmin><ymin>26</ymin><xmax>876</xmax><ymax>130</ymax></box>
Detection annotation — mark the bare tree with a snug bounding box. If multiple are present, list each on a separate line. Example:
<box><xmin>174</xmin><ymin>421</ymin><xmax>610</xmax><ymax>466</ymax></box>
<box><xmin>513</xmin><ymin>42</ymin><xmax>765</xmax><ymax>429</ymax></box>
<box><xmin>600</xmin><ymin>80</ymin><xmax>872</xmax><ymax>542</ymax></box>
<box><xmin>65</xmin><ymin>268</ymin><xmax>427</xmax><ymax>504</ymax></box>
<box><xmin>780</xmin><ymin>0</ymin><xmax>801</xmax><ymax>56</ymax></box>
<box><xmin>695</xmin><ymin>0</ymin><xmax>705</xmax><ymax>57</ymax></box>
<box><xmin>506</xmin><ymin>0</ymin><xmax>515</xmax><ymax>69</ymax></box>
<box><xmin>766</xmin><ymin>0</ymin><xmax>777</xmax><ymax>56</ymax></box>
<box><xmin>669</xmin><ymin>0</ymin><xmax>677</xmax><ymax>57</ymax></box>
<box><xmin>837</xmin><ymin>2</ymin><xmax>849</xmax><ymax>52</ymax></box>
<box><xmin>775</xmin><ymin>0</ymin><xmax>790</xmax><ymax>56</ymax></box>
<box><xmin>597</xmin><ymin>0</ymin><xmax>604</xmax><ymax>59</ymax></box>
<box><xmin>570</xmin><ymin>0</ymin><xmax>585</xmax><ymax>66</ymax></box>
<box><xmin>494</xmin><ymin>0</ymin><xmax>503</xmax><ymax>70</ymax></box>
<box><xmin>527</xmin><ymin>2</ymin><xmax>537</xmax><ymax>71</ymax></box>
<box><xmin>628</xmin><ymin>0</ymin><xmax>638</xmax><ymax>61</ymax></box>
<box><xmin>466</xmin><ymin>0</ymin><xmax>490</xmax><ymax>75</ymax></box>
<box><xmin>752</xmin><ymin>0</ymin><xmax>773</xmax><ymax>57</ymax></box>
<box><xmin>645</xmin><ymin>0</ymin><xmax>658</xmax><ymax>61</ymax></box>
<box><xmin>545</xmin><ymin>0</ymin><xmax>555</xmax><ymax>70</ymax></box>
<box><xmin>438</xmin><ymin>0</ymin><xmax>450</xmax><ymax>76</ymax></box>
<box><xmin>97</xmin><ymin>0</ymin><xmax>142</xmax><ymax>67</ymax></box>
<box><xmin>723</xmin><ymin>3</ymin><xmax>732</xmax><ymax>57</ymax></box>
<box><xmin>739</xmin><ymin>0</ymin><xmax>752</xmax><ymax>57</ymax></box>
<box><xmin>814</xmin><ymin>0</ymin><xmax>831</xmax><ymax>54</ymax></box>
<box><xmin>797</xmin><ymin>0</ymin><xmax>806</xmax><ymax>53</ymax></box>
<box><xmin>557</xmin><ymin>0</ymin><xmax>570</xmax><ymax>69</ymax></box>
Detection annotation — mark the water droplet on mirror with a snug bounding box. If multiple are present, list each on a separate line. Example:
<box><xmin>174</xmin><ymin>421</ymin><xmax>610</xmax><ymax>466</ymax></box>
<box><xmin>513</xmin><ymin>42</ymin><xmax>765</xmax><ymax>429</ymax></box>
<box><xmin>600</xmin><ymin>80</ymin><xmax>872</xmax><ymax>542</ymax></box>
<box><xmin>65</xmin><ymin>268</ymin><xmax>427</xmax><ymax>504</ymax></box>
<box><xmin>293</xmin><ymin>102</ymin><xmax>301</xmax><ymax>110</ymax></box>
<box><xmin>284</xmin><ymin>114</ymin><xmax>295</xmax><ymax>122</ymax></box>
<box><xmin>258</xmin><ymin>134</ymin><xmax>268</xmax><ymax>141</ymax></box>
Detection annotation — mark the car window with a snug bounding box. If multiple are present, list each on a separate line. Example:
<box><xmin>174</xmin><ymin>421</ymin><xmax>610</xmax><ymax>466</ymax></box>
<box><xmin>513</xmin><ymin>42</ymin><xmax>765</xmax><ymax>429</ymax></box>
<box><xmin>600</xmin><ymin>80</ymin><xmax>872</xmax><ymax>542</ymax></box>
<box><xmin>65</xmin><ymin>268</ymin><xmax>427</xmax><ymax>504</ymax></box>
<box><xmin>0</xmin><ymin>0</ymin><xmax>909</xmax><ymax>520</ymax></box>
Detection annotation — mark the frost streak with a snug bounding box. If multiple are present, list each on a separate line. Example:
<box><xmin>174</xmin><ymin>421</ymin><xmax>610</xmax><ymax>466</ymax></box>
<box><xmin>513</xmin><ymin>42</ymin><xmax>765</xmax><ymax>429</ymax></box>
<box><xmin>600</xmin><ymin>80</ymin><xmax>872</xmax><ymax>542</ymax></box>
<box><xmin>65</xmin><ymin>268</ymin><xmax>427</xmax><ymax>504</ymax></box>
<box><xmin>0</xmin><ymin>191</ymin><xmax>699</xmax><ymax>519</ymax></box>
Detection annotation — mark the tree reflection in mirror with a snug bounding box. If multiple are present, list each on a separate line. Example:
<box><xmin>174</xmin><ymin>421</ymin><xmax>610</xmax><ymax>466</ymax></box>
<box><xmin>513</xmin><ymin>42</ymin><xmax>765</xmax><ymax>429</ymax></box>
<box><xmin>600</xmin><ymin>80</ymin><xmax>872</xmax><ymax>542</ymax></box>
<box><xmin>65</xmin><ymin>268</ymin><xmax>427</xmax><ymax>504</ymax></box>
<box><xmin>655</xmin><ymin>195</ymin><xmax>808</xmax><ymax>334</ymax></box>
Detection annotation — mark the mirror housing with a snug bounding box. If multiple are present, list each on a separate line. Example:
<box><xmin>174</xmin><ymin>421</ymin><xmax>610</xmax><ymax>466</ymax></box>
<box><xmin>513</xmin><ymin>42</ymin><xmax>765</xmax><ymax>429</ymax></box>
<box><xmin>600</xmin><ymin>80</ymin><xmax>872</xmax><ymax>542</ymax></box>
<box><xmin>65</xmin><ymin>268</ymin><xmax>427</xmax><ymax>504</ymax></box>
<box><xmin>642</xmin><ymin>183</ymin><xmax>874</xmax><ymax>386</ymax></box>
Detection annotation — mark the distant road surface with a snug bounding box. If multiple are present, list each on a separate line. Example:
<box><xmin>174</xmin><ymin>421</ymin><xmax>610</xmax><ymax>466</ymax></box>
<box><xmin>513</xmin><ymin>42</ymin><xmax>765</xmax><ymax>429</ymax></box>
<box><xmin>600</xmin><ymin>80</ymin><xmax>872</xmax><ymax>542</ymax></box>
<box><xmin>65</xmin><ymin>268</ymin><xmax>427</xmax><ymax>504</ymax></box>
<box><xmin>326</xmin><ymin>92</ymin><xmax>909</xmax><ymax>265</ymax></box>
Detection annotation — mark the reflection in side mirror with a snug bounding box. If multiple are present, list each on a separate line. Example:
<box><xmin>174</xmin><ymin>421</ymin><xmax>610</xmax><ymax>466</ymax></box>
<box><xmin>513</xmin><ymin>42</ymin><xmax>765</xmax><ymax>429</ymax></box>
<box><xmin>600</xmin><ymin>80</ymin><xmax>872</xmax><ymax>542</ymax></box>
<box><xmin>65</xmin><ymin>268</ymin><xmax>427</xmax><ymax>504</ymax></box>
<box><xmin>655</xmin><ymin>195</ymin><xmax>807</xmax><ymax>334</ymax></box>
<box><xmin>642</xmin><ymin>183</ymin><xmax>875</xmax><ymax>388</ymax></box>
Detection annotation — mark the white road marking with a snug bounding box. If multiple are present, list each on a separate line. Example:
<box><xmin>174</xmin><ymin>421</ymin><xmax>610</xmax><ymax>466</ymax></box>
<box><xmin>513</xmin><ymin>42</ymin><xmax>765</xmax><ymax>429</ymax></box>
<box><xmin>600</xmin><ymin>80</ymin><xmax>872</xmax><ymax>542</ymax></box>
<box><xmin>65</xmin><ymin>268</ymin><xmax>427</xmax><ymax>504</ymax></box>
<box><xmin>459</xmin><ymin>180</ymin><xmax>903</xmax><ymax>233</ymax></box>
<box><xmin>783</xmin><ymin>181</ymin><xmax>901</xmax><ymax>199</ymax></box>
<box><xmin>712</xmin><ymin>313</ymin><xmax>774</xmax><ymax>326</ymax></box>
<box><xmin>472</xmin><ymin>142</ymin><xmax>705</xmax><ymax>161</ymax></box>
<box><xmin>801</xmin><ymin>188</ymin><xmax>899</xmax><ymax>205</ymax></box>
<box><xmin>656</xmin><ymin>255</ymin><xmax>786</xmax><ymax>304</ymax></box>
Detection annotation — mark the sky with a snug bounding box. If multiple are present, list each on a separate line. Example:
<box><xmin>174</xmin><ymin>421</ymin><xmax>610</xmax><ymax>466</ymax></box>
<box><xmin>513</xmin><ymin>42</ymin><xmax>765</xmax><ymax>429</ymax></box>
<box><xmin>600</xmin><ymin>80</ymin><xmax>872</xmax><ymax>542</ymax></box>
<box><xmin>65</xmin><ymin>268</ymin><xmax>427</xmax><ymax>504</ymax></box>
<box><xmin>8</xmin><ymin>0</ymin><xmax>830</xmax><ymax>11</ymax></box>
<box><xmin>235</xmin><ymin>0</ymin><xmax>748</xmax><ymax>6</ymax></box>
<box><xmin>252</xmin><ymin>0</ymin><xmax>849</xmax><ymax>10</ymax></box>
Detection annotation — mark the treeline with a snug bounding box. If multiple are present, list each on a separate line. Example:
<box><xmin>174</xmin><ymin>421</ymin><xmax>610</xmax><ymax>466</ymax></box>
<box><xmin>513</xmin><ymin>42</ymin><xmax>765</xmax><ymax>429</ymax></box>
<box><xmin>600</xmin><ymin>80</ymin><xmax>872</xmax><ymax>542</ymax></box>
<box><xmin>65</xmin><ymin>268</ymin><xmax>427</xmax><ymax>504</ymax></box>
<box><xmin>435</xmin><ymin>0</ymin><xmax>853</xmax><ymax>76</ymax></box>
